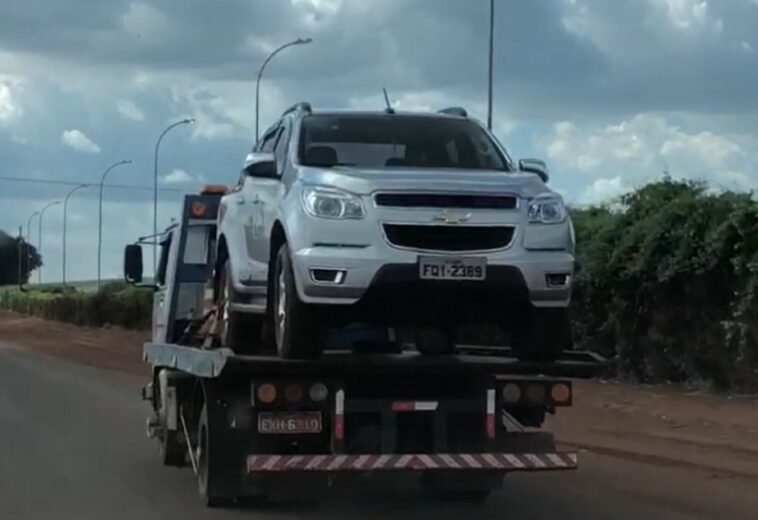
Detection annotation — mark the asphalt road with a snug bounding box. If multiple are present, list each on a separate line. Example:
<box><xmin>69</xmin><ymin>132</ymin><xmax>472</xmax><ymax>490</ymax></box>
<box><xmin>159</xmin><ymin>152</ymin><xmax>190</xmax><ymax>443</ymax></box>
<box><xmin>1</xmin><ymin>343</ymin><xmax>756</xmax><ymax>520</ymax></box>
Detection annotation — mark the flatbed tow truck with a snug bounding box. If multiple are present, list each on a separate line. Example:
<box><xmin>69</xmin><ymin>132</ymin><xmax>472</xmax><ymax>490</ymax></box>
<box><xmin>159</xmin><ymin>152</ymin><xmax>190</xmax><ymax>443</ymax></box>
<box><xmin>124</xmin><ymin>188</ymin><xmax>605</xmax><ymax>507</ymax></box>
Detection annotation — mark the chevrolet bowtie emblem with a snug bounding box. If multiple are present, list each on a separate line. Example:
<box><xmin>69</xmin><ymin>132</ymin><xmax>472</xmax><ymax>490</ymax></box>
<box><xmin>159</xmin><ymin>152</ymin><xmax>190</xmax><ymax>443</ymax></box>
<box><xmin>432</xmin><ymin>209</ymin><xmax>472</xmax><ymax>224</ymax></box>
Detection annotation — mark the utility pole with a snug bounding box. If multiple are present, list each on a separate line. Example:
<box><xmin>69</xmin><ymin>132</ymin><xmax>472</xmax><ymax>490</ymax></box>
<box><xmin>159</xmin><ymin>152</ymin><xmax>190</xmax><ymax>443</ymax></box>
<box><xmin>153</xmin><ymin>120</ymin><xmax>193</xmax><ymax>278</ymax></box>
<box><xmin>98</xmin><ymin>160</ymin><xmax>131</xmax><ymax>289</ymax></box>
<box><xmin>38</xmin><ymin>200</ymin><xmax>61</xmax><ymax>284</ymax></box>
<box><xmin>255</xmin><ymin>37</ymin><xmax>312</xmax><ymax>142</ymax></box>
<box><xmin>17</xmin><ymin>226</ymin><xmax>23</xmax><ymax>290</ymax></box>
<box><xmin>487</xmin><ymin>0</ymin><xmax>495</xmax><ymax>130</ymax></box>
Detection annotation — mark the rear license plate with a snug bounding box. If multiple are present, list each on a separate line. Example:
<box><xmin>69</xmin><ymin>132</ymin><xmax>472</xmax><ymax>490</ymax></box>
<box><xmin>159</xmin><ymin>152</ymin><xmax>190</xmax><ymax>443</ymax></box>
<box><xmin>258</xmin><ymin>412</ymin><xmax>323</xmax><ymax>434</ymax></box>
<box><xmin>419</xmin><ymin>256</ymin><xmax>487</xmax><ymax>281</ymax></box>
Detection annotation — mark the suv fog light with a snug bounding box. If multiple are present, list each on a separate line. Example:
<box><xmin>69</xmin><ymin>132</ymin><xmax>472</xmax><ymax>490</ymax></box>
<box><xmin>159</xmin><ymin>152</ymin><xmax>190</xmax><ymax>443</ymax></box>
<box><xmin>546</xmin><ymin>273</ymin><xmax>570</xmax><ymax>287</ymax></box>
<box><xmin>310</xmin><ymin>269</ymin><xmax>346</xmax><ymax>284</ymax></box>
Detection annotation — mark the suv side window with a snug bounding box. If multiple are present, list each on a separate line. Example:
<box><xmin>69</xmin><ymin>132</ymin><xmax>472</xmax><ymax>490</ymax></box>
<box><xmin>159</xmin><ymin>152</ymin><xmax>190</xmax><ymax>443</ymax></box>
<box><xmin>273</xmin><ymin>118</ymin><xmax>292</xmax><ymax>173</ymax></box>
<box><xmin>258</xmin><ymin>122</ymin><xmax>280</xmax><ymax>152</ymax></box>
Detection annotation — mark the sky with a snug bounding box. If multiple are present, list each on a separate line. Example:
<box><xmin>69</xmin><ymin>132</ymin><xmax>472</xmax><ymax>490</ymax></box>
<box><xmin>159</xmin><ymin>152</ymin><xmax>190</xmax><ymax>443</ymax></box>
<box><xmin>1</xmin><ymin>0</ymin><xmax>757</xmax><ymax>282</ymax></box>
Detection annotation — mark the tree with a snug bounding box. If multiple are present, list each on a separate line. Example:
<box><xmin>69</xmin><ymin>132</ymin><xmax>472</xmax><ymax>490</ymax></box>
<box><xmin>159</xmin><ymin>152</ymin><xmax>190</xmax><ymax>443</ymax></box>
<box><xmin>0</xmin><ymin>229</ymin><xmax>42</xmax><ymax>285</ymax></box>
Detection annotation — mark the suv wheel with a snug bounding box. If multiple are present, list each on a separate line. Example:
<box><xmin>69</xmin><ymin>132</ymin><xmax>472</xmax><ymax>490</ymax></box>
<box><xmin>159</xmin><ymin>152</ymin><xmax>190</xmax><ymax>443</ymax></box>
<box><xmin>511</xmin><ymin>307</ymin><xmax>570</xmax><ymax>362</ymax></box>
<box><xmin>272</xmin><ymin>244</ymin><xmax>325</xmax><ymax>359</ymax></box>
<box><xmin>414</xmin><ymin>326</ymin><xmax>456</xmax><ymax>355</ymax></box>
<box><xmin>217</xmin><ymin>260</ymin><xmax>263</xmax><ymax>354</ymax></box>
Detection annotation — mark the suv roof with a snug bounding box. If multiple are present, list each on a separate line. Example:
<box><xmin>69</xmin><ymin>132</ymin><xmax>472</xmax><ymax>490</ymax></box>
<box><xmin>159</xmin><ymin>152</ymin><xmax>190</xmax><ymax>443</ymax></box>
<box><xmin>281</xmin><ymin>101</ymin><xmax>470</xmax><ymax>121</ymax></box>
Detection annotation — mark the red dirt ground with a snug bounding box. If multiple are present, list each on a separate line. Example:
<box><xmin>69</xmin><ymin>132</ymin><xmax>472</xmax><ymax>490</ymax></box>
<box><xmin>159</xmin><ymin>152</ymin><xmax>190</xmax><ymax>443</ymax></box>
<box><xmin>1</xmin><ymin>310</ymin><xmax>757</xmax><ymax>480</ymax></box>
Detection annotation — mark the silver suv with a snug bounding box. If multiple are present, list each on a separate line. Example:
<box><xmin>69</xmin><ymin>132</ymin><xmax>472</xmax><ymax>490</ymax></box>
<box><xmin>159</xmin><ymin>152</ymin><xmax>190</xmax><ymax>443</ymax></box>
<box><xmin>217</xmin><ymin>103</ymin><xmax>574</xmax><ymax>359</ymax></box>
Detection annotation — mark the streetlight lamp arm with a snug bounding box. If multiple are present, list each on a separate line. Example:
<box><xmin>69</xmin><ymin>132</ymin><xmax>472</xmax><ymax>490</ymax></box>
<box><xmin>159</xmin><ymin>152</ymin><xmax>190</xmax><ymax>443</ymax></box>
<box><xmin>255</xmin><ymin>37</ymin><xmax>312</xmax><ymax>142</ymax></box>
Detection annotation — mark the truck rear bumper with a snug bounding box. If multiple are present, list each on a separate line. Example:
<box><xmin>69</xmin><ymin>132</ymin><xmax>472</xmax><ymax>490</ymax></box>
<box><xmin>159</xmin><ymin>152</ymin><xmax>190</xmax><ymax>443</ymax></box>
<box><xmin>247</xmin><ymin>451</ymin><xmax>577</xmax><ymax>473</ymax></box>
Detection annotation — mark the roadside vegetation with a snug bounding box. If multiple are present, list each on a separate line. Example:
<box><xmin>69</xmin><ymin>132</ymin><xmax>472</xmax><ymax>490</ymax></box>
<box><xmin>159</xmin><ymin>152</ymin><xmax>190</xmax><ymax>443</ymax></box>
<box><xmin>1</xmin><ymin>179</ymin><xmax>756</xmax><ymax>391</ymax></box>
<box><xmin>572</xmin><ymin>178</ymin><xmax>758</xmax><ymax>392</ymax></box>
<box><xmin>0</xmin><ymin>281</ymin><xmax>152</xmax><ymax>330</ymax></box>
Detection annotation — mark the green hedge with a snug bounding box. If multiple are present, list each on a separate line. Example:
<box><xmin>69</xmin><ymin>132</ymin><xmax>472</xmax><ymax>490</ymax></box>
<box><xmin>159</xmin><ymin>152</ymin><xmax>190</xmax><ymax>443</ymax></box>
<box><xmin>0</xmin><ymin>281</ymin><xmax>152</xmax><ymax>330</ymax></box>
<box><xmin>572</xmin><ymin>179</ymin><xmax>758</xmax><ymax>392</ymax></box>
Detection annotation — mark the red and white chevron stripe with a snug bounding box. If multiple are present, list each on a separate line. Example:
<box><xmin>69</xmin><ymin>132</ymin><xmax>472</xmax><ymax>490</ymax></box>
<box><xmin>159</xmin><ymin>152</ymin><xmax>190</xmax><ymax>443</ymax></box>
<box><xmin>246</xmin><ymin>452</ymin><xmax>577</xmax><ymax>473</ymax></box>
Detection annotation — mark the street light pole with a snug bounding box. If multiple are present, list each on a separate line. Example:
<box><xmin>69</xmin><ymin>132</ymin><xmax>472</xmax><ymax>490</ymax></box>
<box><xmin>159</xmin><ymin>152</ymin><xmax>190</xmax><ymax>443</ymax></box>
<box><xmin>98</xmin><ymin>160</ymin><xmax>131</xmax><ymax>289</ymax></box>
<box><xmin>255</xmin><ymin>37</ymin><xmax>313</xmax><ymax>142</ymax></box>
<box><xmin>25</xmin><ymin>211</ymin><xmax>40</xmax><ymax>284</ymax></box>
<box><xmin>154</xmin><ymin>118</ymin><xmax>194</xmax><ymax>277</ymax></box>
<box><xmin>38</xmin><ymin>200</ymin><xmax>61</xmax><ymax>284</ymax></box>
<box><xmin>63</xmin><ymin>183</ymin><xmax>92</xmax><ymax>286</ymax></box>
<box><xmin>487</xmin><ymin>0</ymin><xmax>495</xmax><ymax>130</ymax></box>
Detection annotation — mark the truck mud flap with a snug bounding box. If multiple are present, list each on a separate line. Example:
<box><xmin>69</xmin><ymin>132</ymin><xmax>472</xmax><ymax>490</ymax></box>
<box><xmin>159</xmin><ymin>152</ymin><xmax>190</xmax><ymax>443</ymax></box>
<box><xmin>247</xmin><ymin>452</ymin><xmax>577</xmax><ymax>473</ymax></box>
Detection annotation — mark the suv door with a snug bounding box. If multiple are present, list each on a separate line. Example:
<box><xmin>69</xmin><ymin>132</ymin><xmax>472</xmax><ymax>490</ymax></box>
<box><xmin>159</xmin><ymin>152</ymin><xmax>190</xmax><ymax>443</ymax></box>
<box><xmin>249</xmin><ymin>117</ymin><xmax>292</xmax><ymax>271</ymax></box>
<box><xmin>239</xmin><ymin>121</ymin><xmax>285</xmax><ymax>281</ymax></box>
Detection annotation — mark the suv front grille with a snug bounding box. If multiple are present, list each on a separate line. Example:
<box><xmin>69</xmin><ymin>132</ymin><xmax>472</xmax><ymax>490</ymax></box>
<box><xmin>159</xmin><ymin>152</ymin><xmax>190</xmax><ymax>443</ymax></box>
<box><xmin>375</xmin><ymin>193</ymin><xmax>517</xmax><ymax>210</ymax></box>
<box><xmin>383</xmin><ymin>224</ymin><xmax>515</xmax><ymax>252</ymax></box>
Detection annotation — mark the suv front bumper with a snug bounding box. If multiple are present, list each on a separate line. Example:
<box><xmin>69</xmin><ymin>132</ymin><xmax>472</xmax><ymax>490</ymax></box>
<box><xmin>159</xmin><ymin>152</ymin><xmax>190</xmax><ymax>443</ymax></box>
<box><xmin>290</xmin><ymin>243</ymin><xmax>573</xmax><ymax>309</ymax></box>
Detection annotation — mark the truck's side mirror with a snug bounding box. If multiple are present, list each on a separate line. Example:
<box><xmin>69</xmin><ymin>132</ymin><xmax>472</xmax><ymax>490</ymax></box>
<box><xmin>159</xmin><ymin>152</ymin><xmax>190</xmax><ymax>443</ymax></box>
<box><xmin>124</xmin><ymin>244</ymin><xmax>144</xmax><ymax>284</ymax></box>
<box><xmin>243</xmin><ymin>152</ymin><xmax>278</xmax><ymax>179</ymax></box>
<box><xmin>519</xmin><ymin>158</ymin><xmax>550</xmax><ymax>184</ymax></box>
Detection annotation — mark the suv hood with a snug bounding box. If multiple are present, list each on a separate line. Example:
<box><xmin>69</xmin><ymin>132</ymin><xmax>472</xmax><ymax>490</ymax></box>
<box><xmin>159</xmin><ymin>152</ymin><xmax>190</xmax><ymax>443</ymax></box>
<box><xmin>298</xmin><ymin>166</ymin><xmax>554</xmax><ymax>199</ymax></box>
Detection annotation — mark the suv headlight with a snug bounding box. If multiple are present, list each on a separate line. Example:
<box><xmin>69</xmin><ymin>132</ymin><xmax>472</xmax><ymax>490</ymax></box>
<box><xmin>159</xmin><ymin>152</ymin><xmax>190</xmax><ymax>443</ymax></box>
<box><xmin>302</xmin><ymin>186</ymin><xmax>365</xmax><ymax>219</ymax></box>
<box><xmin>527</xmin><ymin>197</ymin><xmax>567</xmax><ymax>224</ymax></box>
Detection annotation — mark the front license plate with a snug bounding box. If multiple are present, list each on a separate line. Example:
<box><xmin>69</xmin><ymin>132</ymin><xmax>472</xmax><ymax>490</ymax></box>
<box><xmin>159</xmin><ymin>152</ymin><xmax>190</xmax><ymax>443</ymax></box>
<box><xmin>258</xmin><ymin>412</ymin><xmax>323</xmax><ymax>434</ymax></box>
<box><xmin>419</xmin><ymin>256</ymin><xmax>487</xmax><ymax>281</ymax></box>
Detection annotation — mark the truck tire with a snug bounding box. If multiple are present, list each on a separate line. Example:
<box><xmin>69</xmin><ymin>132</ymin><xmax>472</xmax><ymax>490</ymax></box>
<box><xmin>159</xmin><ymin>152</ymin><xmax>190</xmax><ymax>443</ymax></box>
<box><xmin>272</xmin><ymin>244</ymin><xmax>326</xmax><ymax>359</ymax></box>
<box><xmin>218</xmin><ymin>260</ymin><xmax>263</xmax><ymax>354</ymax></box>
<box><xmin>511</xmin><ymin>307</ymin><xmax>570</xmax><ymax>362</ymax></box>
<box><xmin>414</xmin><ymin>326</ymin><xmax>456</xmax><ymax>355</ymax></box>
<box><xmin>197</xmin><ymin>405</ymin><xmax>233</xmax><ymax>508</ymax></box>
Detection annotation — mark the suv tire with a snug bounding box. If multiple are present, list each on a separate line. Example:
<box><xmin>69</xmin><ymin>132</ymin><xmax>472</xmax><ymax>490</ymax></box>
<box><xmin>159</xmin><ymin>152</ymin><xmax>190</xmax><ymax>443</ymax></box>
<box><xmin>511</xmin><ymin>307</ymin><xmax>570</xmax><ymax>362</ymax></box>
<box><xmin>272</xmin><ymin>244</ymin><xmax>326</xmax><ymax>359</ymax></box>
<box><xmin>414</xmin><ymin>326</ymin><xmax>456</xmax><ymax>355</ymax></box>
<box><xmin>217</xmin><ymin>260</ymin><xmax>263</xmax><ymax>354</ymax></box>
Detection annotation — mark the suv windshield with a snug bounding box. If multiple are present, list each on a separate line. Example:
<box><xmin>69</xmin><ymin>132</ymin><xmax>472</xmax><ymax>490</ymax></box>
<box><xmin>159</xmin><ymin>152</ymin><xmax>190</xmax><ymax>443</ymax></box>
<box><xmin>298</xmin><ymin>115</ymin><xmax>509</xmax><ymax>170</ymax></box>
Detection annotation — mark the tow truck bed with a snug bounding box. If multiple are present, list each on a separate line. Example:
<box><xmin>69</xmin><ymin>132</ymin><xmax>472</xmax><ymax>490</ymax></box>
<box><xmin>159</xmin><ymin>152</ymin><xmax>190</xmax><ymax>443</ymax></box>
<box><xmin>144</xmin><ymin>342</ymin><xmax>606</xmax><ymax>379</ymax></box>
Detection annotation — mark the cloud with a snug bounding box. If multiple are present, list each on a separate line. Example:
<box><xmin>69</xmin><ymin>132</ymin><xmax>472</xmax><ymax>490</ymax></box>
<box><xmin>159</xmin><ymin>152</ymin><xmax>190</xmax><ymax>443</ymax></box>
<box><xmin>161</xmin><ymin>168</ymin><xmax>205</xmax><ymax>185</ymax></box>
<box><xmin>654</xmin><ymin>0</ymin><xmax>723</xmax><ymax>33</ymax></box>
<box><xmin>541</xmin><ymin>114</ymin><xmax>758</xmax><ymax>191</ymax></box>
<box><xmin>61</xmin><ymin>129</ymin><xmax>101</xmax><ymax>154</ymax></box>
<box><xmin>580</xmin><ymin>176</ymin><xmax>628</xmax><ymax>204</ymax></box>
<box><xmin>117</xmin><ymin>99</ymin><xmax>145</xmax><ymax>121</ymax></box>
<box><xmin>0</xmin><ymin>81</ymin><xmax>21</xmax><ymax>122</ymax></box>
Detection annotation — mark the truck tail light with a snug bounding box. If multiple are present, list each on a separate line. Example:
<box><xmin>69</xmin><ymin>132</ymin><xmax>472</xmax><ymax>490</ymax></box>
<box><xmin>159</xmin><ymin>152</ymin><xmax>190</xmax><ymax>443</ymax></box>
<box><xmin>333</xmin><ymin>389</ymin><xmax>345</xmax><ymax>441</ymax></box>
<box><xmin>284</xmin><ymin>384</ymin><xmax>303</xmax><ymax>403</ymax></box>
<box><xmin>309</xmin><ymin>383</ymin><xmax>328</xmax><ymax>402</ymax></box>
<box><xmin>486</xmin><ymin>388</ymin><xmax>496</xmax><ymax>439</ymax></box>
<box><xmin>550</xmin><ymin>383</ymin><xmax>571</xmax><ymax>404</ymax></box>
<box><xmin>501</xmin><ymin>383</ymin><xmax>522</xmax><ymax>403</ymax></box>
<box><xmin>257</xmin><ymin>383</ymin><xmax>277</xmax><ymax>404</ymax></box>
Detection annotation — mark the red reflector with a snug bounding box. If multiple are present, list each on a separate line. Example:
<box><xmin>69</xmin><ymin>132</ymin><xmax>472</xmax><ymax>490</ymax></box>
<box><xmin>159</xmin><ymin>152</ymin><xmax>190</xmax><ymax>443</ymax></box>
<box><xmin>333</xmin><ymin>415</ymin><xmax>344</xmax><ymax>441</ymax></box>
<box><xmin>391</xmin><ymin>401</ymin><xmax>415</xmax><ymax>412</ymax></box>
<box><xmin>486</xmin><ymin>414</ymin><xmax>496</xmax><ymax>439</ymax></box>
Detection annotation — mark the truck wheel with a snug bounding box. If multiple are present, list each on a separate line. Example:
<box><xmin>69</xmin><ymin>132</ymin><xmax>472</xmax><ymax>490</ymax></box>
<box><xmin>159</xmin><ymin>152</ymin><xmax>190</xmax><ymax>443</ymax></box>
<box><xmin>272</xmin><ymin>244</ymin><xmax>326</xmax><ymax>359</ymax></box>
<box><xmin>159</xmin><ymin>430</ymin><xmax>186</xmax><ymax>467</ymax></box>
<box><xmin>218</xmin><ymin>260</ymin><xmax>263</xmax><ymax>354</ymax></box>
<box><xmin>511</xmin><ymin>307</ymin><xmax>570</xmax><ymax>362</ymax></box>
<box><xmin>414</xmin><ymin>326</ymin><xmax>456</xmax><ymax>355</ymax></box>
<box><xmin>197</xmin><ymin>405</ymin><xmax>233</xmax><ymax>508</ymax></box>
